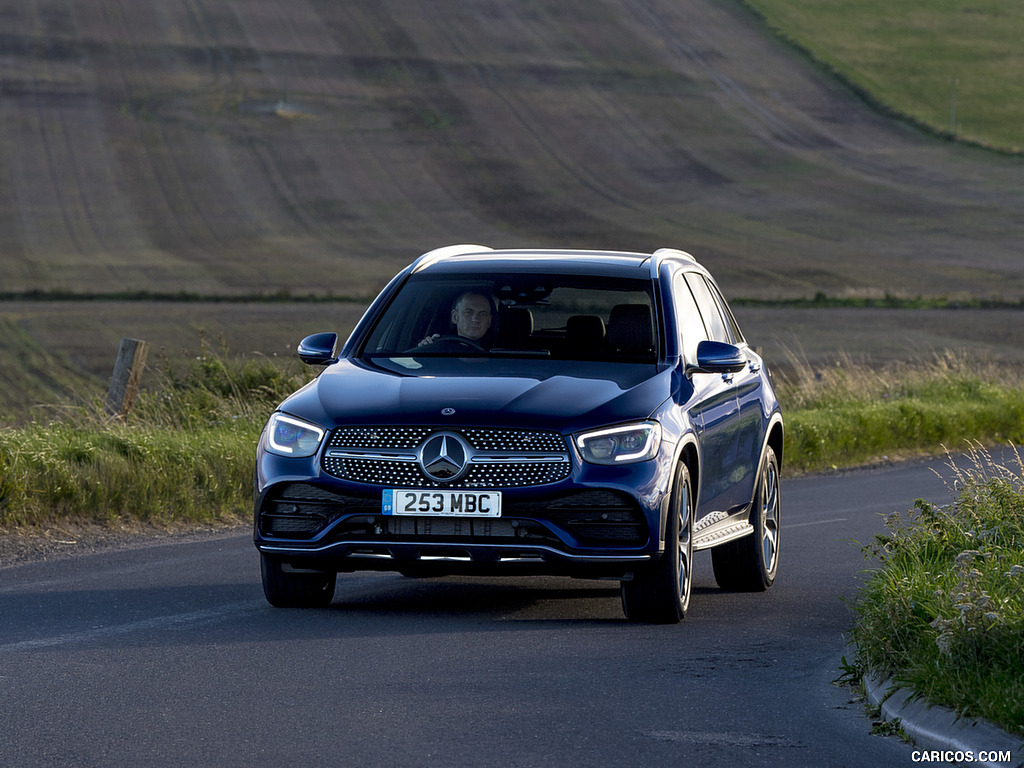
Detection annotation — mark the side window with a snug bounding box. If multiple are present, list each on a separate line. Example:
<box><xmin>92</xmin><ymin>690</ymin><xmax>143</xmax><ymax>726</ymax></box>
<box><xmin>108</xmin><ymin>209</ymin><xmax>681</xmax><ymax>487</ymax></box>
<box><xmin>684</xmin><ymin>273</ymin><xmax>732</xmax><ymax>343</ymax></box>
<box><xmin>672</xmin><ymin>273</ymin><xmax>709</xmax><ymax>362</ymax></box>
<box><xmin>707</xmin><ymin>280</ymin><xmax>745</xmax><ymax>345</ymax></box>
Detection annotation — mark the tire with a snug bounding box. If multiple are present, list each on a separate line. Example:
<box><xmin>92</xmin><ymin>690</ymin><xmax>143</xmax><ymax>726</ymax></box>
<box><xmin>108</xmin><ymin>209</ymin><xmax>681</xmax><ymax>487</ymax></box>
<box><xmin>261</xmin><ymin>554</ymin><xmax>337</xmax><ymax>608</ymax></box>
<box><xmin>621</xmin><ymin>462</ymin><xmax>693</xmax><ymax>623</ymax></box>
<box><xmin>711</xmin><ymin>445</ymin><xmax>781</xmax><ymax>591</ymax></box>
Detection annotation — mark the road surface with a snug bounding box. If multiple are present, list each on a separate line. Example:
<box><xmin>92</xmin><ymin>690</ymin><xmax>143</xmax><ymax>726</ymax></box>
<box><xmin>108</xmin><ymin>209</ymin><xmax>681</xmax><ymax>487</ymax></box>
<box><xmin>1</xmin><ymin>453</ymin><xmax>981</xmax><ymax>767</ymax></box>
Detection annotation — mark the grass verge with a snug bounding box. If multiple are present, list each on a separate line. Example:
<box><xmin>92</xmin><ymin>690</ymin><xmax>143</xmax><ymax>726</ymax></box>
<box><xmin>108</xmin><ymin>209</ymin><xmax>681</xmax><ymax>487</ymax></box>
<box><xmin>776</xmin><ymin>350</ymin><xmax>1024</xmax><ymax>474</ymax></box>
<box><xmin>847</xmin><ymin>447</ymin><xmax>1024</xmax><ymax>735</ymax></box>
<box><xmin>0</xmin><ymin>420</ymin><xmax>257</xmax><ymax>528</ymax></box>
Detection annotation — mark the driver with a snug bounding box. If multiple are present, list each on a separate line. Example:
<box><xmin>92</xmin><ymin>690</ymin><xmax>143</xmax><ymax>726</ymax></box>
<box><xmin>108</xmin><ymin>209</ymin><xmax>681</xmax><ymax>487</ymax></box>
<box><xmin>419</xmin><ymin>291</ymin><xmax>494</xmax><ymax>347</ymax></box>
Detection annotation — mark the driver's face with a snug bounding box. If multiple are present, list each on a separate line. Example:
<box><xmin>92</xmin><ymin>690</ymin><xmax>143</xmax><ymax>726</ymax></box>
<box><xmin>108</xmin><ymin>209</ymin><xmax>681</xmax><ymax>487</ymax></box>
<box><xmin>452</xmin><ymin>294</ymin><xmax>492</xmax><ymax>340</ymax></box>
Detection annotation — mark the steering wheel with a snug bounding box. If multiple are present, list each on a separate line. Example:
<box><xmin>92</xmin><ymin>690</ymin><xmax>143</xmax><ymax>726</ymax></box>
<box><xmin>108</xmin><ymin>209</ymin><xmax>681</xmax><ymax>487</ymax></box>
<box><xmin>427</xmin><ymin>335</ymin><xmax>484</xmax><ymax>351</ymax></box>
<box><xmin>406</xmin><ymin>335</ymin><xmax>485</xmax><ymax>354</ymax></box>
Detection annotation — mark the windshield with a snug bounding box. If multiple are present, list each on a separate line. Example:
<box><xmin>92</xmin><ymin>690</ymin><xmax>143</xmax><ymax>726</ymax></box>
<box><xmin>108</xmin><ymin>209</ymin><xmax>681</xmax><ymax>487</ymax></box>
<box><xmin>361</xmin><ymin>272</ymin><xmax>658</xmax><ymax>363</ymax></box>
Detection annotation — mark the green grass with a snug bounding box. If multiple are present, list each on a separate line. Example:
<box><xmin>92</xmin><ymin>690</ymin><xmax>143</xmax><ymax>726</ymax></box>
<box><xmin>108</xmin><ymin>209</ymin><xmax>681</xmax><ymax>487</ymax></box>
<box><xmin>848</xmin><ymin>448</ymin><xmax>1024</xmax><ymax>734</ymax></box>
<box><xmin>743</xmin><ymin>0</ymin><xmax>1024</xmax><ymax>152</ymax></box>
<box><xmin>0</xmin><ymin>420</ymin><xmax>258</xmax><ymax>528</ymax></box>
<box><xmin>777</xmin><ymin>350</ymin><xmax>1024</xmax><ymax>473</ymax></box>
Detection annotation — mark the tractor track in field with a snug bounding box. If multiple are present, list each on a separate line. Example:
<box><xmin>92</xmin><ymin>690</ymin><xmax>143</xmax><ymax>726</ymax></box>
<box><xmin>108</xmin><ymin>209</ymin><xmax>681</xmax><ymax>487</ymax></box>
<box><xmin>428</xmin><ymin>3</ymin><xmax>642</xmax><ymax>215</ymax></box>
<box><xmin>103</xmin><ymin>0</ymin><xmax>230</xmax><ymax>253</ymax></box>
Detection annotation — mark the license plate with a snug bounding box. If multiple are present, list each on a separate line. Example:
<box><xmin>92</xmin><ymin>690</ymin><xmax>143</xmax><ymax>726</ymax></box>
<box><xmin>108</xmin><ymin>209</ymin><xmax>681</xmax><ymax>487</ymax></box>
<box><xmin>383</xmin><ymin>489</ymin><xmax>502</xmax><ymax>517</ymax></box>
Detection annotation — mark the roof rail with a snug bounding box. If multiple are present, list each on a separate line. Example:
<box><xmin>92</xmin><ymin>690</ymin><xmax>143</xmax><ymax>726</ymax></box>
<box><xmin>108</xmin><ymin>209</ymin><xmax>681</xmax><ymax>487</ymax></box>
<box><xmin>652</xmin><ymin>247</ymin><xmax>698</xmax><ymax>264</ymax></box>
<box><xmin>650</xmin><ymin>247</ymin><xmax>698</xmax><ymax>280</ymax></box>
<box><xmin>411</xmin><ymin>244</ymin><xmax>492</xmax><ymax>272</ymax></box>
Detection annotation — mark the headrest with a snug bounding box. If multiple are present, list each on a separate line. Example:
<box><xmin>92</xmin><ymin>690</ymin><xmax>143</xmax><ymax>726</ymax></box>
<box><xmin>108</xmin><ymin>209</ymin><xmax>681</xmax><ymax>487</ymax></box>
<box><xmin>608</xmin><ymin>304</ymin><xmax>654</xmax><ymax>352</ymax></box>
<box><xmin>500</xmin><ymin>306</ymin><xmax>534</xmax><ymax>340</ymax></box>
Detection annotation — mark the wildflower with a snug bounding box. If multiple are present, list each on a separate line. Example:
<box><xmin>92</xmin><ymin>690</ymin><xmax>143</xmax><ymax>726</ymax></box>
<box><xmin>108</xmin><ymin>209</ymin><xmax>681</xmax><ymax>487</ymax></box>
<box><xmin>931</xmin><ymin>616</ymin><xmax>956</xmax><ymax>656</ymax></box>
<box><xmin>954</xmin><ymin>550</ymin><xmax>986</xmax><ymax>566</ymax></box>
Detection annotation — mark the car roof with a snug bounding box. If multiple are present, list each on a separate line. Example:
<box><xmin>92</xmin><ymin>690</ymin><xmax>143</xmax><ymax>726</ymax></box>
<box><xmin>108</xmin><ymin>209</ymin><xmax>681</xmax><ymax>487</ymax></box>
<box><xmin>409</xmin><ymin>245</ymin><xmax>703</xmax><ymax>279</ymax></box>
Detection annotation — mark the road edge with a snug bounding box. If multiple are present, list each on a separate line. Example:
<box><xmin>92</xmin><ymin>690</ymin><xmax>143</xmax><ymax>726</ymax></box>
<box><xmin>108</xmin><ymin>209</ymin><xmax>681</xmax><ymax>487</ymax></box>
<box><xmin>864</xmin><ymin>673</ymin><xmax>1024</xmax><ymax>766</ymax></box>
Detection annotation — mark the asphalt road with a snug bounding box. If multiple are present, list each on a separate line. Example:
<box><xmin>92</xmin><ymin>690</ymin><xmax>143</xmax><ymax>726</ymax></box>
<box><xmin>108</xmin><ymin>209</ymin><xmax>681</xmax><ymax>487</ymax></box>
<box><xmin>0</xmin><ymin>454</ymin><xmax>978</xmax><ymax>768</ymax></box>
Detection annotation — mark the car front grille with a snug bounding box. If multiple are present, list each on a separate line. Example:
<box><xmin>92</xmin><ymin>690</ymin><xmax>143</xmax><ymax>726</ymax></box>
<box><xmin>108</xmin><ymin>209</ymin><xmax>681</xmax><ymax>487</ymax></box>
<box><xmin>328</xmin><ymin>426</ymin><xmax>566</xmax><ymax>453</ymax></box>
<box><xmin>322</xmin><ymin>425</ymin><xmax>572</xmax><ymax>488</ymax></box>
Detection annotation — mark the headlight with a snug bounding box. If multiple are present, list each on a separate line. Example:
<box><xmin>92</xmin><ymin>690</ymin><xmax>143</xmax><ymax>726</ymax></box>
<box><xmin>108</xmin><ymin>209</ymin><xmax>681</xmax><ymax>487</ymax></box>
<box><xmin>265</xmin><ymin>413</ymin><xmax>326</xmax><ymax>457</ymax></box>
<box><xmin>575</xmin><ymin>422</ymin><xmax>661</xmax><ymax>465</ymax></box>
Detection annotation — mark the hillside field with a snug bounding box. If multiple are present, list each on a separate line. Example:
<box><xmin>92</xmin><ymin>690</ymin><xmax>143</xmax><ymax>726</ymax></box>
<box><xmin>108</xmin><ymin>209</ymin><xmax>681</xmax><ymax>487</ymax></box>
<box><xmin>2</xmin><ymin>0</ymin><xmax>1024</xmax><ymax>414</ymax></box>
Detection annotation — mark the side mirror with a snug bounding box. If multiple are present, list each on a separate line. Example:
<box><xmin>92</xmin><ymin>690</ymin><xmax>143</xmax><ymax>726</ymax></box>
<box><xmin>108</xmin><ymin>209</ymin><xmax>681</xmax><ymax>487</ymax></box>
<box><xmin>297</xmin><ymin>332</ymin><xmax>339</xmax><ymax>365</ymax></box>
<box><xmin>687</xmin><ymin>340</ymin><xmax>746</xmax><ymax>376</ymax></box>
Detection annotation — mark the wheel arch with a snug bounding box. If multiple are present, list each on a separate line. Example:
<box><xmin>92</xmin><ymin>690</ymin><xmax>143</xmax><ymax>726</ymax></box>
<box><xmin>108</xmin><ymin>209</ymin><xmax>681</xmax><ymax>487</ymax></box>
<box><xmin>747</xmin><ymin>411</ymin><xmax>784</xmax><ymax>523</ymax></box>
<box><xmin>676</xmin><ymin>437</ymin><xmax>700</xmax><ymax>507</ymax></box>
<box><xmin>653</xmin><ymin>436</ymin><xmax>701</xmax><ymax>552</ymax></box>
<box><xmin>766</xmin><ymin>412</ymin><xmax>784</xmax><ymax>470</ymax></box>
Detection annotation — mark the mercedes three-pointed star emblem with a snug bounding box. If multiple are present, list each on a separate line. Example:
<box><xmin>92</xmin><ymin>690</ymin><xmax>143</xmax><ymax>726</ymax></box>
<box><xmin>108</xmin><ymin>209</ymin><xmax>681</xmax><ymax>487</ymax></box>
<box><xmin>419</xmin><ymin>432</ymin><xmax>469</xmax><ymax>482</ymax></box>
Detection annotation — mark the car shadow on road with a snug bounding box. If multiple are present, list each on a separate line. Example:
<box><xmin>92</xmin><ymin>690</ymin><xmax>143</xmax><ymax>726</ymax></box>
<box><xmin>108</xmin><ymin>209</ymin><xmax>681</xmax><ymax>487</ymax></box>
<box><xmin>323</xmin><ymin>574</ymin><xmax>728</xmax><ymax>626</ymax></box>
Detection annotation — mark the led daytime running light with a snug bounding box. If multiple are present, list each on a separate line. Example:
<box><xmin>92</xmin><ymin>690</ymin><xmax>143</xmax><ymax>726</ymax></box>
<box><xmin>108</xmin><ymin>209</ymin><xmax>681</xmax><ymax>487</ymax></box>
<box><xmin>576</xmin><ymin>422</ymin><xmax>661</xmax><ymax>465</ymax></box>
<box><xmin>267</xmin><ymin>413</ymin><xmax>325</xmax><ymax>457</ymax></box>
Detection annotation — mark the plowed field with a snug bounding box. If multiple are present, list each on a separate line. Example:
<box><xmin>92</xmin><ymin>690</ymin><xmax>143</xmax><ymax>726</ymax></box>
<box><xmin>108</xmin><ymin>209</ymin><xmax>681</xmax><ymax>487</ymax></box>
<box><xmin>3</xmin><ymin>0</ymin><xmax>1024</xmax><ymax>408</ymax></box>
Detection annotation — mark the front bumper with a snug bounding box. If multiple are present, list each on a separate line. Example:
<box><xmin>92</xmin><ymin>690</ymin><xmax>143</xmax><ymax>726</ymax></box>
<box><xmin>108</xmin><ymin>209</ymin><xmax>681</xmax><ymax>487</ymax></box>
<box><xmin>254</xmin><ymin>421</ymin><xmax>674</xmax><ymax>578</ymax></box>
<box><xmin>255</xmin><ymin>481</ymin><xmax>660</xmax><ymax>578</ymax></box>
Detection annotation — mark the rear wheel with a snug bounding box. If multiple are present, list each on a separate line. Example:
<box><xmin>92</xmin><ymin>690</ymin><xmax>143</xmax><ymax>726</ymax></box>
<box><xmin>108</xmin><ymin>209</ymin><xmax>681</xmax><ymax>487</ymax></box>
<box><xmin>712</xmin><ymin>445</ymin><xmax>781</xmax><ymax>591</ymax></box>
<box><xmin>261</xmin><ymin>554</ymin><xmax>337</xmax><ymax>608</ymax></box>
<box><xmin>621</xmin><ymin>462</ymin><xmax>693</xmax><ymax>623</ymax></box>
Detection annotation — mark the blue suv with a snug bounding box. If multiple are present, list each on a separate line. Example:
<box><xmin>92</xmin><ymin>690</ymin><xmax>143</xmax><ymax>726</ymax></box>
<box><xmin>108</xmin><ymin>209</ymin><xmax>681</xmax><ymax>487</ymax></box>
<box><xmin>254</xmin><ymin>246</ymin><xmax>784</xmax><ymax>622</ymax></box>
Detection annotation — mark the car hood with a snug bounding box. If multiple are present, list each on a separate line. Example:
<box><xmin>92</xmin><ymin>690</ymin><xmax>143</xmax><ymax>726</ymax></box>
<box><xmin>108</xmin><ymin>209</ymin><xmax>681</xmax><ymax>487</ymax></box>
<box><xmin>280</xmin><ymin>358</ymin><xmax>676</xmax><ymax>433</ymax></box>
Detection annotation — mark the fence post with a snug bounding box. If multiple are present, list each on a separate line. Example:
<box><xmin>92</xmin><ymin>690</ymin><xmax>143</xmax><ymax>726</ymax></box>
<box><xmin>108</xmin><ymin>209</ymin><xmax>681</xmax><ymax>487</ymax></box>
<box><xmin>105</xmin><ymin>338</ymin><xmax>149</xmax><ymax>418</ymax></box>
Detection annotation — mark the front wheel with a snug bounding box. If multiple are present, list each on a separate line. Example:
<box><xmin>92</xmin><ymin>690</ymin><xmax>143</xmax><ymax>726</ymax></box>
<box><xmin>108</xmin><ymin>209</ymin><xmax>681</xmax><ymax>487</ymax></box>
<box><xmin>621</xmin><ymin>462</ymin><xmax>693</xmax><ymax>623</ymax></box>
<box><xmin>711</xmin><ymin>445</ymin><xmax>781</xmax><ymax>591</ymax></box>
<box><xmin>261</xmin><ymin>554</ymin><xmax>337</xmax><ymax>608</ymax></box>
